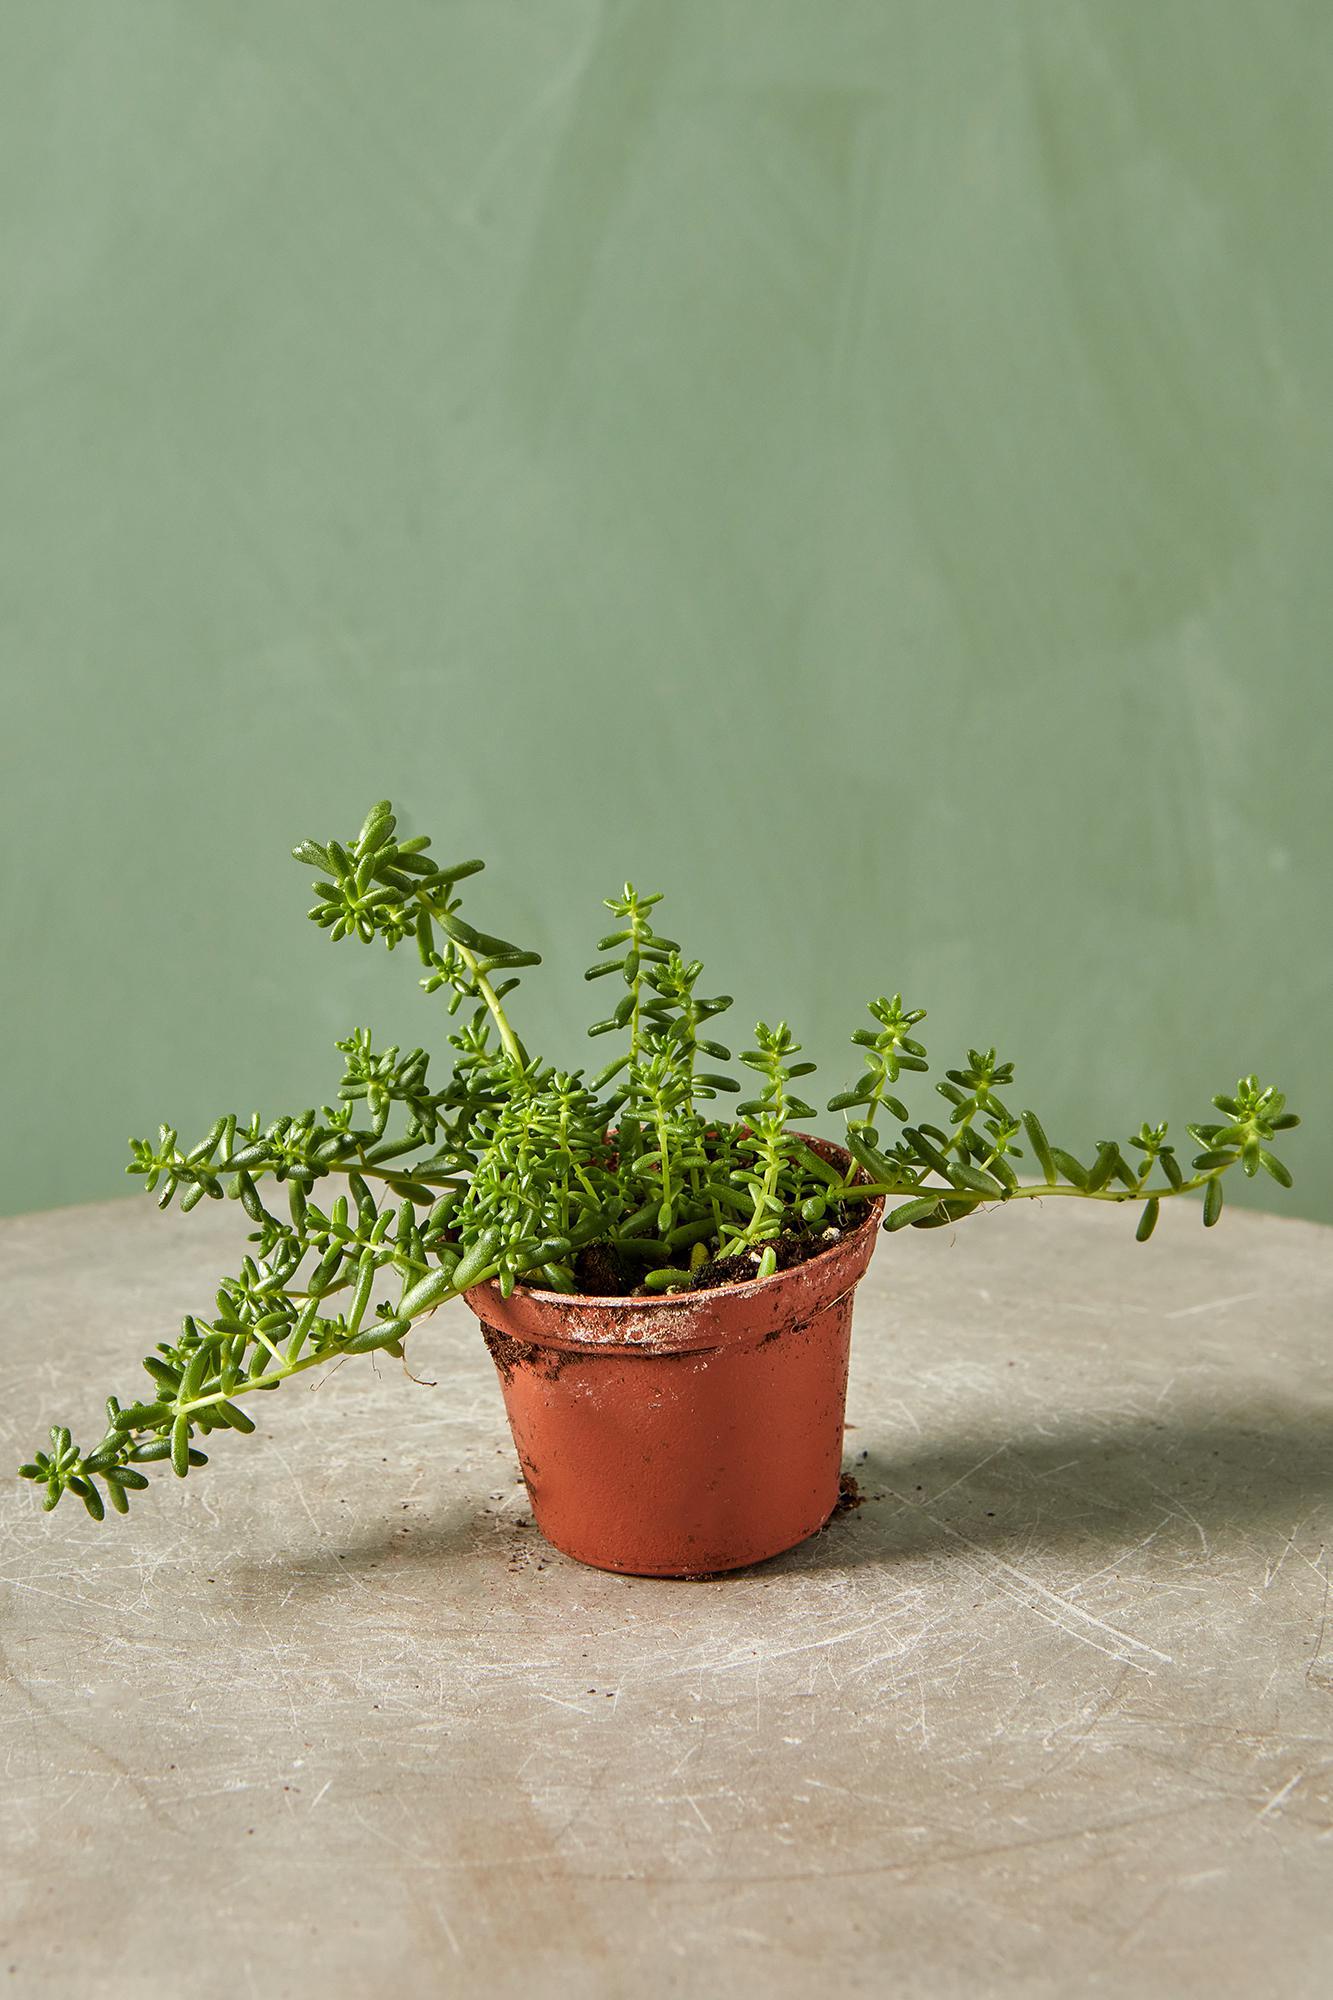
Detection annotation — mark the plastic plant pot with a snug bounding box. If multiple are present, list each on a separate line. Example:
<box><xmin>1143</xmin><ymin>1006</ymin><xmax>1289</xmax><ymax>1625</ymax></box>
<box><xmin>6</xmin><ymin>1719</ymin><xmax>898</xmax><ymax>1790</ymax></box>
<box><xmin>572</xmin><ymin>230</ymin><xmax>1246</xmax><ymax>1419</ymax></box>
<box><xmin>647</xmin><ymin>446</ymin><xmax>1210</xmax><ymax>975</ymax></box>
<box><xmin>462</xmin><ymin>1142</ymin><xmax>883</xmax><ymax>1577</ymax></box>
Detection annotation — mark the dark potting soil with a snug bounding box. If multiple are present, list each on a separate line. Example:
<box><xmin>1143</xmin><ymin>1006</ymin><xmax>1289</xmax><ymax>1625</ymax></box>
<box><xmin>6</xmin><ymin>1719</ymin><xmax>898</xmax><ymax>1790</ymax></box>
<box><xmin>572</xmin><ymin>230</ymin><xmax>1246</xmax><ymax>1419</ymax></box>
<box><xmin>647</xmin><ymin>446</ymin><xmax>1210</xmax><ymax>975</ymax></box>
<box><xmin>514</xmin><ymin>1202</ymin><xmax>862</xmax><ymax>1300</ymax></box>
<box><xmin>539</xmin><ymin>1208</ymin><xmax>860</xmax><ymax>1298</ymax></box>
<box><xmin>572</xmin><ymin>1240</ymin><xmax>636</xmax><ymax>1297</ymax></box>
<box><xmin>684</xmin><ymin>1222</ymin><xmax>844</xmax><ymax>1294</ymax></box>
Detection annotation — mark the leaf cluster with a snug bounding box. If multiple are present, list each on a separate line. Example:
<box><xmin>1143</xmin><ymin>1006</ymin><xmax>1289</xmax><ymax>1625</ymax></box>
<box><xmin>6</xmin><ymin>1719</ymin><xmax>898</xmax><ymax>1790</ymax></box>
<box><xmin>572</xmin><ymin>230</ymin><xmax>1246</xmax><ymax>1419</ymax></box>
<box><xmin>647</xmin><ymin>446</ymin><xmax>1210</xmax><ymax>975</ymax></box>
<box><xmin>21</xmin><ymin>803</ymin><xmax>1300</xmax><ymax>1522</ymax></box>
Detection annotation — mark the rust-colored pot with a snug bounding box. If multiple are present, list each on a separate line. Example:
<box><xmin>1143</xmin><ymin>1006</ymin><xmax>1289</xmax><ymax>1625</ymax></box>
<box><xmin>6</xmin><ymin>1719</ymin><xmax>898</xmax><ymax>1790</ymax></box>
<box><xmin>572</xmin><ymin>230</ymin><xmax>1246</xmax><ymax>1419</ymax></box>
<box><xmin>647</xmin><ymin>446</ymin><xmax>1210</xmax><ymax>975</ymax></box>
<box><xmin>462</xmin><ymin>1144</ymin><xmax>883</xmax><ymax>1577</ymax></box>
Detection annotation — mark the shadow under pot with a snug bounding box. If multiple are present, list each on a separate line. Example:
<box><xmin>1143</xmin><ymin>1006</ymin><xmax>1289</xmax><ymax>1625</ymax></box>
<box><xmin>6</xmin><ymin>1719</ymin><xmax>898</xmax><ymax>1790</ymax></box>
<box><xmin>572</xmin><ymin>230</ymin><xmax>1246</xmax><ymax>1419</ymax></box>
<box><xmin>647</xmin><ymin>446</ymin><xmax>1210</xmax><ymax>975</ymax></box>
<box><xmin>462</xmin><ymin>1142</ymin><xmax>883</xmax><ymax>1577</ymax></box>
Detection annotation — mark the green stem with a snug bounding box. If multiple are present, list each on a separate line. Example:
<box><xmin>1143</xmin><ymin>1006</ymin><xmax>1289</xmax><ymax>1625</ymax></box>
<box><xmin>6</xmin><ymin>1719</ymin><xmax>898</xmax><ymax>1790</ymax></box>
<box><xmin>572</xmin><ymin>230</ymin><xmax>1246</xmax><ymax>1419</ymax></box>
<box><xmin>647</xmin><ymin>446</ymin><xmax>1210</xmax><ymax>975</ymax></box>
<box><xmin>628</xmin><ymin>908</ymin><xmax>653</xmax><ymax>1071</ymax></box>
<box><xmin>423</xmin><ymin>898</ymin><xmax>526</xmax><ymax>1068</ymax></box>
<box><xmin>316</xmin><ymin>1160</ymin><xmax>464</xmax><ymax>1190</ymax></box>
<box><xmin>837</xmin><ymin>1167</ymin><xmax>1229</xmax><ymax>1208</ymax></box>
<box><xmin>164</xmin><ymin>1150</ymin><xmax>467</xmax><ymax>1197</ymax></box>
<box><xmin>179</xmin><ymin>1341</ymin><xmax>387</xmax><ymax>1417</ymax></box>
<box><xmin>653</xmin><ymin>1100</ymin><xmax>674</xmax><ymax>1223</ymax></box>
<box><xmin>174</xmin><ymin>1261</ymin><xmax>507</xmax><ymax>1421</ymax></box>
<box><xmin>682</xmin><ymin>994</ymin><xmax>700</xmax><ymax>1094</ymax></box>
<box><xmin>455</xmin><ymin>945</ymin><xmax>526</xmax><ymax>1068</ymax></box>
<box><xmin>838</xmin><ymin>1082</ymin><xmax>889</xmax><ymax>1192</ymax></box>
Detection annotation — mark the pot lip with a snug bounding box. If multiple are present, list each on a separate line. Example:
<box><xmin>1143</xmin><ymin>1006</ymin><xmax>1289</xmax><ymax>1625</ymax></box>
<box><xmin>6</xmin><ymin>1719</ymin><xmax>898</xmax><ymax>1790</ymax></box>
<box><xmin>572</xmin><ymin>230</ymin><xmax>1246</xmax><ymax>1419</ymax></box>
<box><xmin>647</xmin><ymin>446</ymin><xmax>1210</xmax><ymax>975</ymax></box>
<box><xmin>470</xmin><ymin>1133</ymin><xmax>880</xmax><ymax>1313</ymax></box>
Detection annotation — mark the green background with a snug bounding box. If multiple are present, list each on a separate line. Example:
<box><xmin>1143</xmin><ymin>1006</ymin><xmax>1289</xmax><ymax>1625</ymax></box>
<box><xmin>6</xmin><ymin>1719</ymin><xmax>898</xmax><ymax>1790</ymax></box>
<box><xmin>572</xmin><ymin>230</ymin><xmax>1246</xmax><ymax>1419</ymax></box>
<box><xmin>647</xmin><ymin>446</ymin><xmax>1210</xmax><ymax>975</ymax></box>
<box><xmin>2</xmin><ymin>2</ymin><xmax>1329</xmax><ymax>1224</ymax></box>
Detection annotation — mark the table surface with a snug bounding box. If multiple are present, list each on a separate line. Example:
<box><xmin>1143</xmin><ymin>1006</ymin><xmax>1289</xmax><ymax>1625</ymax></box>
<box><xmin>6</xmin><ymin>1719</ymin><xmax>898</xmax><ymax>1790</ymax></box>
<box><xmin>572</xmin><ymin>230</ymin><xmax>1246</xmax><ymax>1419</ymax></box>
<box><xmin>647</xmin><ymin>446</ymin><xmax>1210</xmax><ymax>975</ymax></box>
<box><xmin>2</xmin><ymin>1191</ymin><xmax>1331</xmax><ymax>1998</ymax></box>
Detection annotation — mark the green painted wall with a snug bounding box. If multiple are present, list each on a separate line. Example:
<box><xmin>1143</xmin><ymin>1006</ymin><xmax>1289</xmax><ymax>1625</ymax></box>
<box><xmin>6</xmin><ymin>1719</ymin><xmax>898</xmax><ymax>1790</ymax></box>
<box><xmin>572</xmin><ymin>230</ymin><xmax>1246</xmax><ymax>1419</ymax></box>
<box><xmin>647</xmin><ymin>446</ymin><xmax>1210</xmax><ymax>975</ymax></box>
<box><xmin>2</xmin><ymin>2</ymin><xmax>1329</xmax><ymax>1225</ymax></box>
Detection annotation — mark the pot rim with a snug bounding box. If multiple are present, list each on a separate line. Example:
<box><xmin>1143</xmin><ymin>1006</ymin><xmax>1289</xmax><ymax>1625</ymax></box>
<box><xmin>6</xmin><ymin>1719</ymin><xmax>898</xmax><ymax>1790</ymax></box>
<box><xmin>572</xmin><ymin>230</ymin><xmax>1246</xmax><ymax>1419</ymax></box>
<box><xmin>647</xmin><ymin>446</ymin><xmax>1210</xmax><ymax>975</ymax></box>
<box><xmin>471</xmin><ymin>1132</ymin><xmax>879</xmax><ymax>1312</ymax></box>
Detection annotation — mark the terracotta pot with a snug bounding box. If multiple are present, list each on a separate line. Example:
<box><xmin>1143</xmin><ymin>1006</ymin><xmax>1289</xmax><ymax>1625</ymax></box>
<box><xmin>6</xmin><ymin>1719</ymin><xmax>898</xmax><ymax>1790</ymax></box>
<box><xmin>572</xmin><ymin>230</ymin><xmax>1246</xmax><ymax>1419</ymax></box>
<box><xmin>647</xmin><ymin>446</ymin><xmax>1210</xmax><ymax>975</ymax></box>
<box><xmin>462</xmin><ymin>1141</ymin><xmax>883</xmax><ymax>1577</ymax></box>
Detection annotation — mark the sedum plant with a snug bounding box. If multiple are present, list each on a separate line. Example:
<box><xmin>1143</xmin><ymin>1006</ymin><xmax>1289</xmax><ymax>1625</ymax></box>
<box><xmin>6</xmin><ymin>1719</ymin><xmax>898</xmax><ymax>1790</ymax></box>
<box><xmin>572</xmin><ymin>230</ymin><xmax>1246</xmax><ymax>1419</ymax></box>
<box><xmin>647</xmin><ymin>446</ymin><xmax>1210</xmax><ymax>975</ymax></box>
<box><xmin>21</xmin><ymin>802</ymin><xmax>1299</xmax><ymax>1523</ymax></box>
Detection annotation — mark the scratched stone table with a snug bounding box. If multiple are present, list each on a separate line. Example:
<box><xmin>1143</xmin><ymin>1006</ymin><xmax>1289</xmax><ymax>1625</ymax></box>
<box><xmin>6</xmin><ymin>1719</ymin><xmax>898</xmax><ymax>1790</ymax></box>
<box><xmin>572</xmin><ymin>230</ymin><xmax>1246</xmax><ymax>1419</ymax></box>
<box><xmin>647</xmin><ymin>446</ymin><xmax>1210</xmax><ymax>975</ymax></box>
<box><xmin>2</xmin><ymin>1194</ymin><xmax>1331</xmax><ymax>1998</ymax></box>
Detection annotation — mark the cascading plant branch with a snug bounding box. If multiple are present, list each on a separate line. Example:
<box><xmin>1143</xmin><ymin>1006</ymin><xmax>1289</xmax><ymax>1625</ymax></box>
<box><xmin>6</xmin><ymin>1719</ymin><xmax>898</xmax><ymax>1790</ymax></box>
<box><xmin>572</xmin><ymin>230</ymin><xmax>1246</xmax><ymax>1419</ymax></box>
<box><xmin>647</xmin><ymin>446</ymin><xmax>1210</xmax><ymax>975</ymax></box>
<box><xmin>20</xmin><ymin>801</ymin><xmax>1300</xmax><ymax>1523</ymax></box>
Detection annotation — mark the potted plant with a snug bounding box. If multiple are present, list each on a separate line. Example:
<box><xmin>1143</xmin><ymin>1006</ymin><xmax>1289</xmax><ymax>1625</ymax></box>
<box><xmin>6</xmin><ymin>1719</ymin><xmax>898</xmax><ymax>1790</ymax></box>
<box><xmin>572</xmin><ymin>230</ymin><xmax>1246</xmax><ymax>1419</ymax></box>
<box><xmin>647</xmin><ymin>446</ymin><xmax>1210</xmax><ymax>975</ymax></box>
<box><xmin>20</xmin><ymin>802</ymin><xmax>1301</xmax><ymax>1576</ymax></box>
